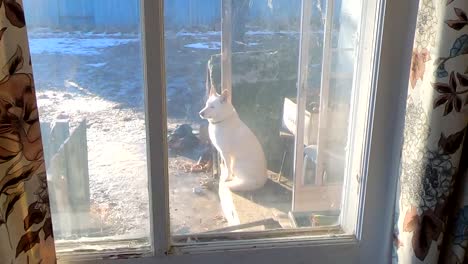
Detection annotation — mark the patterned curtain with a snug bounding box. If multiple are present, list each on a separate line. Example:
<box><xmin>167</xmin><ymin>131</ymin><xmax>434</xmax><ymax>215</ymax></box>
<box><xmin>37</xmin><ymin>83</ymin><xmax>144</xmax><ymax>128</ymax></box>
<box><xmin>392</xmin><ymin>0</ymin><xmax>468</xmax><ymax>263</ymax></box>
<box><xmin>0</xmin><ymin>1</ymin><xmax>56</xmax><ymax>263</ymax></box>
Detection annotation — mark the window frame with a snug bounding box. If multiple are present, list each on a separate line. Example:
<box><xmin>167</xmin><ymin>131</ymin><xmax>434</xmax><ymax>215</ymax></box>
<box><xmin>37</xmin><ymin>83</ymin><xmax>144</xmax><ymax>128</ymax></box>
<box><xmin>62</xmin><ymin>0</ymin><xmax>420</xmax><ymax>262</ymax></box>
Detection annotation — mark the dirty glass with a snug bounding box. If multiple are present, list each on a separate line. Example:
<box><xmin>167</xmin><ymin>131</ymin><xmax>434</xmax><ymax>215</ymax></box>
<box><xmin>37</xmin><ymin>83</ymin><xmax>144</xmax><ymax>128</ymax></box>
<box><xmin>24</xmin><ymin>0</ymin><xmax>150</xmax><ymax>249</ymax></box>
<box><xmin>166</xmin><ymin>0</ymin><xmax>363</xmax><ymax>239</ymax></box>
<box><xmin>292</xmin><ymin>0</ymin><xmax>358</xmax><ymax>215</ymax></box>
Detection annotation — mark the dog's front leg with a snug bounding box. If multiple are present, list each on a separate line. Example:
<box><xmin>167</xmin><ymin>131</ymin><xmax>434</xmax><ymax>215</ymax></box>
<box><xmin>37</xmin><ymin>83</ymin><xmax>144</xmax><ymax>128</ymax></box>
<box><xmin>219</xmin><ymin>154</ymin><xmax>231</xmax><ymax>182</ymax></box>
<box><xmin>224</xmin><ymin>156</ymin><xmax>235</xmax><ymax>182</ymax></box>
<box><xmin>220</xmin><ymin>160</ymin><xmax>228</xmax><ymax>181</ymax></box>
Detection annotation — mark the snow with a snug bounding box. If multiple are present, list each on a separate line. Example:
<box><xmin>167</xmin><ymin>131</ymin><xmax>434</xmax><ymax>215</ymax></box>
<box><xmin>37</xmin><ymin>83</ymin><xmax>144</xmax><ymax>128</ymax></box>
<box><xmin>246</xmin><ymin>30</ymin><xmax>299</xmax><ymax>35</ymax></box>
<box><xmin>176</xmin><ymin>30</ymin><xmax>220</xmax><ymax>37</ymax></box>
<box><xmin>176</xmin><ymin>30</ymin><xmax>302</xmax><ymax>38</ymax></box>
<box><xmin>28</xmin><ymin>36</ymin><xmax>138</xmax><ymax>55</ymax></box>
<box><xmin>86</xmin><ymin>62</ymin><xmax>107</xmax><ymax>68</ymax></box>
<box><xmin>184</xmin><ymin>42</ymin><xmax>221</xmax><ymax>50</ymax></box>
<box><xmin>28</xmin><ymin>30</ymin><xmax>136</xmax><ymax>39</ymax></box>
<box><xmin>184</xmin><ymin>41</ymin><xmax>259</xmax><ymax>50</ymax></box>
<box><xmin>59</xmin><ymin>96</ymin><xmax>116</xmax><ymax>113</ymax></box>
<box><xmin>36</xmin><ymin>90</ymin><xmax>116</xmax><ymax>114</ymax></box>
<box><xmin>83</xmin><ymin>32</ymin><xmax>124</xmax><ymax>37</ymax></box>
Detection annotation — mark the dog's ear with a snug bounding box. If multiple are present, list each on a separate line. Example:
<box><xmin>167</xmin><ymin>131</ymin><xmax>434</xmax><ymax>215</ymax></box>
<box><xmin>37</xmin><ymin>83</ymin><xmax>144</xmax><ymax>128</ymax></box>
<box><xmin>207</xmin><ymin>66</ymin><xmax>217</xmax><ymax>96</ymax></box>
<box><xmin>209</xmin><ymin>86</ymin><xmax>217</xmax><ymax>96</ymax></box>
<box><xmin>220</xmin><ymin>89</ymin><xmax>230</xmax><ymax>103</ymax></box>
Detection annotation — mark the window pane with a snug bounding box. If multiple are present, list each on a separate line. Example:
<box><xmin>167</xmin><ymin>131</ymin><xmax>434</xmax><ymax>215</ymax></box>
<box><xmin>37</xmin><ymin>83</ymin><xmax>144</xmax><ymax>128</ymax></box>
<box><xmin>292</xmin><ymin>0</ymin><xmax>356</xmax><ymax>214</ymax></box>
<box><xmin>24</xmin><ymin>0</ymin><xmax>150</xmax><ymax>251</ymax></box>
<box><xmin>166</xmin><ymin>0</ymin><xmax>368</xmax><ymax>240</ymax></box>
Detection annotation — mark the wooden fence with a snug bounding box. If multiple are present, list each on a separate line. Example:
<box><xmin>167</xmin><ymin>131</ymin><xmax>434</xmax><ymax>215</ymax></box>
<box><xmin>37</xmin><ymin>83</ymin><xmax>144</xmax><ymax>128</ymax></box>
<box><xmin>41</xmin><ymin>119</ymin><xmax>90</xmax><ymax>238</ymax></box>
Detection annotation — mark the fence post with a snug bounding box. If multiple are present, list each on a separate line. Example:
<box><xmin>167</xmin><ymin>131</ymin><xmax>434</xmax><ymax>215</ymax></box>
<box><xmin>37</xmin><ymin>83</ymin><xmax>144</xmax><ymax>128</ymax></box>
<box><xmin>44</xmin><ymin>119</ymin><xmax>91</xmax><ymax>237</ymax></box>
<box><xmin>63</xmin><ymin>119</ymin><xmax>90</xmax><ymax>235</ymax></box>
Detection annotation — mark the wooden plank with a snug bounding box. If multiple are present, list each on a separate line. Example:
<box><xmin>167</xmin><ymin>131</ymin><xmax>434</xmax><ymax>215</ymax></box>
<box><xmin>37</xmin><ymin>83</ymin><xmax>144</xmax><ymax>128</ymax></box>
<box><xmin>221</xmin><ymin>0</ymin><xmax>232</xmax><ymax>100</ymax></box>
<box><xmin>39</xmin><ymin>121</ymin><xmax>51</xmax><ymax>168</ymax></box>
<box><xmin>47</xmin><ymin>119</ymin><xmax>91</xmax><ymax>237</ymax></box>
<box><xmin>315</xmin><ymin>0</ymin><xmax>335</xmax><ymax>187</ymax></box>
<box><xmin>63</xmin><ymin>119</ymin><xmax>90</xmax><ymax>235</ymax></box>
<box><xmin>64</xmin><ymin>119</ymin><xmax>90</xmax><ymax>212</ymax></box>
<box><xmin>141</xmin><ymin>0</ymin><xmax>171</xmax><ymax>254</ymax></box>
<box><xmin>217</xmin><ymin>1</ymin><xmax>233</xmax><ymax>216</ymax></box>
<box><xmin>49</xmin><ymin>120</ymin><xmax>70</xmax><ymax>156</ymax></box>
<box><xmin>48</xmin><ymin>140</ymin><xmax>72</xmax><ymax>237</ymax></box>
<box><xmin>292</xmin><ymin>0</ymin><xmax>313</xmax><ymax>212</ymax></box>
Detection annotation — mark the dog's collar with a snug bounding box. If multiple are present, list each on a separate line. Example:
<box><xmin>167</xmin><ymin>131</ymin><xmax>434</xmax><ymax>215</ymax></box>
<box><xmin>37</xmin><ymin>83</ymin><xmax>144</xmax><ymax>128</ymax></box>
<box><xmin>210</xmin><ymin>120</ymin><xmax>223</xmax><ymax>124</ymax></box>
<box><xmin>209</xmin><ymin>116</ymin><xmax>230</xmax><ymax>125</ymax></box>
<box><xmin>209</xmin><ymin>110</ymin><xmax>236</xmax><ymax>125</ymax></box>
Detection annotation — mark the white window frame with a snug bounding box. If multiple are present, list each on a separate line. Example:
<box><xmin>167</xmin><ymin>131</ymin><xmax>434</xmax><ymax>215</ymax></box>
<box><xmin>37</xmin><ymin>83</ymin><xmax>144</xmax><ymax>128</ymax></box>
<box><xmin>60</xmin><ymin>0</ymin><xmax>420</xmax><ymax>263</ymax></box>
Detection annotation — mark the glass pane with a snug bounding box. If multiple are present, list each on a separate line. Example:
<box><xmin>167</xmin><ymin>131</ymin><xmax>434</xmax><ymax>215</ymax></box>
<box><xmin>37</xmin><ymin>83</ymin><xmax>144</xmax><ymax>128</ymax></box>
<box><xmin>293</xmin><ymin>0</ymin><xmax>358</xmax><ymax>219</ymax></box>
<box><xmin>24</xmin><ymin>0</ymin><xmax>150</xmax><ymax>251</ymax></box>
<box><xmin>166</xmin><ymin>0</ymin><xmax>372</xmax><ymax>240</ymax></box>
<box><xmin>166</xmin><ymin>0</ymin><xmax>302</xmax><ymax>236</ymax></box>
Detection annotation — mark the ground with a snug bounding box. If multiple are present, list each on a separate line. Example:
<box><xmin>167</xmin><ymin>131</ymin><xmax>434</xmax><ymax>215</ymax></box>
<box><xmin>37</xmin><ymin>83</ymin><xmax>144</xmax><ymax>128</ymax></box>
<box><xmin>29</xmin><ymin>28</ymin><xmax>300</xmax><ymax>239</ymax></box>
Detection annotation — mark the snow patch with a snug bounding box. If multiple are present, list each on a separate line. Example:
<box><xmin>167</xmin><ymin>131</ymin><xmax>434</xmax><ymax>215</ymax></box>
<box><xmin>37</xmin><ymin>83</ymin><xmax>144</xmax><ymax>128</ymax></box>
<box><xmin>83</xmin><ymin>32</ymin><xmax>124</xmax><ymax>37</ymax></box>
<box><xmin>184</xmin><ymin>42</ymin><xmax>221</xmax><ymax>50</ymax></box>
<box><xmin>184</xmin><ymin>41</ymin><xmax>259</xmax><ymax>50</ymax></box>
<box><xmin>176</xmin><ymin>30</ymin><xmax>220</xmax><ymax>37</ymax></box>
<box><xmin>37</xmin><ymin>90</ymin><xmax>116</xmax><ymax>114</ymax></box>
<box><xmin>245</xmin><ymin>30</ymin><xmax>299</xmax><ymax>36</ymax></box>
<box><xmin>86</xmin><ymin>62</ymin><xmax>107</xmax><ymax>68</ymax></box>
<box><xmin>29</xmin><ymin>37</ymin><xmax>138</xmax><ymax>55</ymax></box>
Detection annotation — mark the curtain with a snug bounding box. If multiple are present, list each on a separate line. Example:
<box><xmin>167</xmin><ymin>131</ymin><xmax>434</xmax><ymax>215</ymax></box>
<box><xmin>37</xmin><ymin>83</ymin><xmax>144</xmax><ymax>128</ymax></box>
<box><xmin>392</xmin><ymin>0</ymin><xmax>468</xmax><ymax>263</ymax></box>
<box><xmin>0</xmin><ymin>1</ymin><xmax>56</xmax><ymax>263</ymax></box>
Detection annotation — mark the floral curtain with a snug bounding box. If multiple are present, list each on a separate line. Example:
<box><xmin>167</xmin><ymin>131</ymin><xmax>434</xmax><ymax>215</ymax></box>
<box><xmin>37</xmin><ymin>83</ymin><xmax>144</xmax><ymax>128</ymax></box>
<box><xmin>392</xmin><ymin>0</ymin><xmax>468</xmax><ymax>263</ymax></box>
<box><xmin>0</xmin><ymin>1</ymin><xmax>56</xmax><ymax>263</ymax></box>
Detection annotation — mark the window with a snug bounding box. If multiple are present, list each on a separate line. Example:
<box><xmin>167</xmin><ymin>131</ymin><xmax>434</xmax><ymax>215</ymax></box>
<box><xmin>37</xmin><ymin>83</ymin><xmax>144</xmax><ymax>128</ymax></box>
<box><xmin>24</xmin><ymin>0</ymin><xmax>418</xmax><ymax>262</ymax></box>
<box><xmin>24</xmin><ymin>0</ymin><xmax>151</xmax><ymax>253</ymax></box>
<box><xmin>166</xmin><ymin>0</ymin><xmax>360</xmax><ymax>240</ymax></box>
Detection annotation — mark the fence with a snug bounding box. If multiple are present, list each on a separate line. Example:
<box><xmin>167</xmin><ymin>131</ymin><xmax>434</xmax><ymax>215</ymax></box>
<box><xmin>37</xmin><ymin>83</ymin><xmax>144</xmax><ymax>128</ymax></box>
<box><xmin>41</xmin><ymin>119</ymin><xmax>90</xmax><ymax>238</ymax></box>
<box><xmin>23</xmin><ymin>0</ymin><xmax>341</xmax><ymax>32</ymax></box>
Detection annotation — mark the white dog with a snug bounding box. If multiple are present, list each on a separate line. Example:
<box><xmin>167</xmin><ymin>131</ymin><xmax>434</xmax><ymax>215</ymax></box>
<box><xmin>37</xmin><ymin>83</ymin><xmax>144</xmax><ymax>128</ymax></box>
<box><xmin>199</xmin><ymin>89</ymin><xmax>268</xmax><ymax>191</ymax></box>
